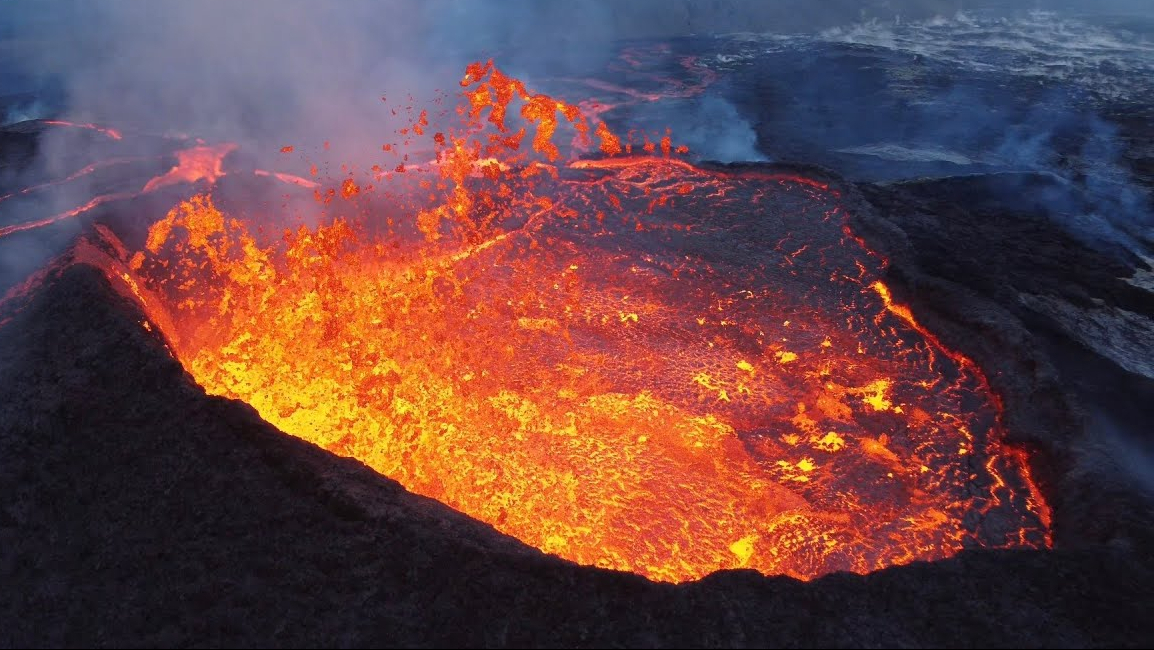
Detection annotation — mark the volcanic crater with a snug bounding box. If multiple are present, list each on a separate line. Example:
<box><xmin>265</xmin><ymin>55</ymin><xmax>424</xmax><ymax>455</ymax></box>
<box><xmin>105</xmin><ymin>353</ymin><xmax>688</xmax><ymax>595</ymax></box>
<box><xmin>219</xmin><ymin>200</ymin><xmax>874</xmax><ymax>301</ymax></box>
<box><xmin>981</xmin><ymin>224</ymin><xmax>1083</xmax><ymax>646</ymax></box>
<box><xmin>1</xmin><ymin>49</ymin><xmax>1152</xmax><ymax>649</ymax></box>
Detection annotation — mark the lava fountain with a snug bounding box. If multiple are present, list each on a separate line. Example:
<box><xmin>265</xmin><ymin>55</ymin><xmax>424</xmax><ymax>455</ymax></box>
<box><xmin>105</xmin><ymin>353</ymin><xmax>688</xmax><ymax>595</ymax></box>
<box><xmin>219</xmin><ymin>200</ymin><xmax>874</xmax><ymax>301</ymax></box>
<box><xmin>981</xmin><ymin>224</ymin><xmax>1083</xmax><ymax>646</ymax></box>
<box><xmin>121</xmin><ymin>62</ymin><xmax>1049</xmax><ymax>582</ymax></box>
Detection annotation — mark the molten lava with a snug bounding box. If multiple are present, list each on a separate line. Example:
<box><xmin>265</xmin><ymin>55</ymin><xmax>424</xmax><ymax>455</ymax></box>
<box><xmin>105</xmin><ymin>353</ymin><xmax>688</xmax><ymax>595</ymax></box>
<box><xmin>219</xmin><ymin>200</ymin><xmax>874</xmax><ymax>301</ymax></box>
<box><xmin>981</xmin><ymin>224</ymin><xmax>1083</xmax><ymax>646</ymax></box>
<box><xmin>142</xmin><ymin>143</ymin><xmax>237</xmax><ymax>193</ymax></box>
<box><xmin>125</xmin><ymin>62</ymin><xmax>1049</xmax><ymax>582</ymax></box>
<box><xmin>41</xmin><ymin>119</ymin><xmax>123</xmax><ymax>140</ymax></box>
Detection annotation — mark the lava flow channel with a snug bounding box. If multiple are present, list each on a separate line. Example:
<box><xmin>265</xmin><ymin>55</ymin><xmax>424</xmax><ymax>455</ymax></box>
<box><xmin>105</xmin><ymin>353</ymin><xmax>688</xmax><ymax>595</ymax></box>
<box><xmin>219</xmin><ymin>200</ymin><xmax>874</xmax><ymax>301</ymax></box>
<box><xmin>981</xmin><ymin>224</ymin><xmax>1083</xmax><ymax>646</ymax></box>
<box><xmin>126</xmin><ymin>62</ymin><xmax>1049</xmax><ymax>583</ymax></box>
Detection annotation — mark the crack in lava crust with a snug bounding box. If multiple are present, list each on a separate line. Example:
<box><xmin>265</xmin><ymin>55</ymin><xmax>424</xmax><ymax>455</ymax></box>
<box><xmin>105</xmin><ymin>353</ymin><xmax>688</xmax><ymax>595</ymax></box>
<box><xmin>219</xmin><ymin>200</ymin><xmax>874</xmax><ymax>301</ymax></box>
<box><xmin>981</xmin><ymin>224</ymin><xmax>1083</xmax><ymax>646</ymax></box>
<box><xmin>126</xmin><ymin>64</ymin><xmax>1049</xmax><ymax>583</ymax></box>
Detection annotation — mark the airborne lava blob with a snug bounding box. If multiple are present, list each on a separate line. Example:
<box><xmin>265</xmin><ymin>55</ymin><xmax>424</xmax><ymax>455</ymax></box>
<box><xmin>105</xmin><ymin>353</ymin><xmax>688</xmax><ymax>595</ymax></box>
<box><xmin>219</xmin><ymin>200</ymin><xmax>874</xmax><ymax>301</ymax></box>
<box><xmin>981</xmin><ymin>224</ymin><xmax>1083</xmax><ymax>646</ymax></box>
<box><xmin>128</xmin><ymin>62</ymin><xmax>1049</xmax><ymax>582</ymax></box>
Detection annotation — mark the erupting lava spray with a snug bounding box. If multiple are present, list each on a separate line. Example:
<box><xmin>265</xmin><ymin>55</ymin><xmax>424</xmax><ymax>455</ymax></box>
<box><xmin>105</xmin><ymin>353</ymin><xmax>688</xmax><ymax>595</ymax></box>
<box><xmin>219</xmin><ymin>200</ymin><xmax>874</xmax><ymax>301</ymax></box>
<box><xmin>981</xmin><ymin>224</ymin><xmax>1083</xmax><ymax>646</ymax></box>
<box><xmin>119</xmin><ymin>62</ymin><xmax>1048</xmax><ymax>582</ymax></box>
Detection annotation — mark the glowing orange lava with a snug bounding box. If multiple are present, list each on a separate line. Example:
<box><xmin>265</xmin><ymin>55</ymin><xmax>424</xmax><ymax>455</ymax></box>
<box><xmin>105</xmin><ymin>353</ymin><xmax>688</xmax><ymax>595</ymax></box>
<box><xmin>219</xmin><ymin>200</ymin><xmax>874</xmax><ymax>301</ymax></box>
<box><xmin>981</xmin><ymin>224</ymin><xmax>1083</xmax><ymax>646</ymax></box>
<box><xmin>42</xmin><ymin>119</ymin><xmax>124</xmax><ymax>140</ymax></box>
<box><xmin>126</xmin><ymin>62</ymin><xmax>1049</xmax><ymax>582</ymax></box>
<box><xmin>0</xmin><ymin>191</ymin><xmax>138</xmax><ymax>238</ymax></box>
<box><xmin>142</xmin><ymin>143</ymin><xmax>238</xmax><ymax>193</ymax></box>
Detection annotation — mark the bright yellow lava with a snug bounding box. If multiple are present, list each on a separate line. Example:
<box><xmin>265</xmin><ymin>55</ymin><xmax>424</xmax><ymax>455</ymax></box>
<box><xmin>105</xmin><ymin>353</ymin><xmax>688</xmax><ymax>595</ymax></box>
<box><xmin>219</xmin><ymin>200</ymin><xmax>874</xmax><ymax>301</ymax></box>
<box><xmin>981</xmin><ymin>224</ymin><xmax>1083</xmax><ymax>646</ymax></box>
<box><xmin>127</xmin><ymin>62</ymin><xmax>1049</xmax><ymax>582</ymax></box>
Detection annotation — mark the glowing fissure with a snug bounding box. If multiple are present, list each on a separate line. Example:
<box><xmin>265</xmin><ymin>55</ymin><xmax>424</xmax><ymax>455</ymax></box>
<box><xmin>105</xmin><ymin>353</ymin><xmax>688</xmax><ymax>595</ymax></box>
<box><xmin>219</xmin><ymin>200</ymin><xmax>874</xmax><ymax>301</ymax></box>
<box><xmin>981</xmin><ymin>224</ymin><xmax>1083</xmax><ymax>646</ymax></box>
<box><xmin>121</xmin><ymin>61</ymin><xmax>1048</xmax><ymax>582</ymax></box>
<box><xmin>0</xmin><ymin>137</ymin><xmax>315</xmax><ymax>240</ymax></box>
<box><xmin>0</xmin><ymin>191</ymin><xmax>138</xmax><ymax>239</ymax></box>
<box><xmin>41</xmin><ymin>119</ymin><xmax>124</xmax><ymax>140</ymax></box>
<box><xmin>0</xmin><ymin>157</ymin><xmax>143</xmax><ymax>204</ymax></box>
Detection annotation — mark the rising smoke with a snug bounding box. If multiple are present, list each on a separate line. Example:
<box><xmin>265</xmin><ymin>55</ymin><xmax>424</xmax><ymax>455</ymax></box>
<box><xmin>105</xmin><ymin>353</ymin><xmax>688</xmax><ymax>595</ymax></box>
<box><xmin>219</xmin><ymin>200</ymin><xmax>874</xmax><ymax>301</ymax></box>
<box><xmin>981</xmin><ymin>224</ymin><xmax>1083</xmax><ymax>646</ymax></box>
<box><xmin>4</xmin><ymin>1</ymin><xmax>1151</xmax><ymax>157</ymax></box>
<box><xmin>1</xmin><ymin>1</ymin><xmax>1151</xmax><ymax>262</ymax></box>
<box><xmin>0</xmin><ymin>0</ymin><xmax>1148</xmax><ymax>278</ymax></box>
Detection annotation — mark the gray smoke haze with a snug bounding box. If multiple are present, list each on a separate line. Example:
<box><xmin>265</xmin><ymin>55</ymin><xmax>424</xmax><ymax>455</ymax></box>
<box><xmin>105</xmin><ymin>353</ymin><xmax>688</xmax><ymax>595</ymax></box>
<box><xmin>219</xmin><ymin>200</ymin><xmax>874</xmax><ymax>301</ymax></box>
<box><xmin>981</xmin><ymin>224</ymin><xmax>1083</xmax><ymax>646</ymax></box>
<box><xmin>1</xmin><ymin>0</ymin><xmax>1150</xmax><ymax>225</ymax></box>
<box><xmin>0</xmin><ymin>0</ymin><xmax>1146</xmax><ymax>274</ymax></box>
<box><xmin>5</xmin><ymin>2</ymin><xmax>1139</xmax><ymax>117</ymax></box>
<box><xmin>0</xmin><ymin>1</ymin><xmax>803</xmax><ymax>172</ymax></box>
<box><xmin>1</xmin><ymin>99</ymin><xmax>45</xmax><ymax>126</ymax></box>
<box><xmin>28</xmin><ymin>2</ymin><xmax>457</xmax><ymax>163</ymax></box>
<box><xmin>673</xmin><ymin>95</ymin><xmax>766</xmax><ymax>162</ymax></box>
<box><xmin>4</xmin><ymin>1</ymin><xmax>1153</xmax><ymax>158</ymax></box>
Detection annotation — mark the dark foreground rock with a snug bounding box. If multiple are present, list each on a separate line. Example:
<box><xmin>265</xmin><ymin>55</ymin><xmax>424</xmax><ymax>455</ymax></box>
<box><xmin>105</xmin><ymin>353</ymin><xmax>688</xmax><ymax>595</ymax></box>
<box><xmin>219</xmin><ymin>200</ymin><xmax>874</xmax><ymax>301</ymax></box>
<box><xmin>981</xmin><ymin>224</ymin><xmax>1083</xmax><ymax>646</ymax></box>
<box><xmin>0</xmin><ymin>244</ymin><xmax>1151</xmax><ymax>647</ymax></box>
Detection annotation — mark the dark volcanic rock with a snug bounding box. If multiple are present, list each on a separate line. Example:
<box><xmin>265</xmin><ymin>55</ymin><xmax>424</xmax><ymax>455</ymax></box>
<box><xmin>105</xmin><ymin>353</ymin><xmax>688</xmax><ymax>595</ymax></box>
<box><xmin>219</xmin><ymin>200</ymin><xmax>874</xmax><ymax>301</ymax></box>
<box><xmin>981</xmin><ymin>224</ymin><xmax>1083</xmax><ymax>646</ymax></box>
<box><xmin>0</xmin><ymin>245</ymin><xmax>1152</xmax><ymax>646</ymax></box>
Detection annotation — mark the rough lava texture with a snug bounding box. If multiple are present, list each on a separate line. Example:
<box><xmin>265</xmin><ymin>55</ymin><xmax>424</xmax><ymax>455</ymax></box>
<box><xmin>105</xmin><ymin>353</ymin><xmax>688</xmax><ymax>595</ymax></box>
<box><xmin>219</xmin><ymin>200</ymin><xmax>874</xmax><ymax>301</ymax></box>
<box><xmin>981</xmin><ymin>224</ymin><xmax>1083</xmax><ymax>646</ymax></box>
<box><xmin>0</xmin><ymin>210</ymin><xmax>1152</xmax><ymax>647</ymax></box>
<box><xmin>850</xmin><ymin>171</ymin><xmax>1154</xmax><ymax>550</ymax></box>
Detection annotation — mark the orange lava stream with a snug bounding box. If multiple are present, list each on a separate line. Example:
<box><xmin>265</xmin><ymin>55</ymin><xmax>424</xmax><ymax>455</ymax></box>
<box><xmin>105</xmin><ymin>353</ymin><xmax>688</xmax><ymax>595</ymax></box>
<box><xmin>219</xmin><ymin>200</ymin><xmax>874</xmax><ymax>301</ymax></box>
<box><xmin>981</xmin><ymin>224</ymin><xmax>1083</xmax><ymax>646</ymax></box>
<box><xmin>0</xmin><ymin>157</ymin><xmax>143</xmax><ymax>205</ymax></box>
<box><xmin>126</xmin><ymin>62</ymin><xmax>1049</xmax><ymax>582</ymax></box>
<box><xmin>142</xmin><ymin>143</ymin><xmax>238</xmax><ymax>193</ymax></box>
<box><xmin>42</xmin><ymin>120</ymin><xmax>124</xmax><ymax>140</ymax></box>
<box><xmin>0</xmin><ymin>191</ymin><xmax>137</xmax><ymax>238</ymax></box>
<box><xmin>253</xmin><ymin>169</ymin><xmax>320</xmax><ymax>189</ymax></box>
